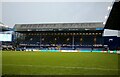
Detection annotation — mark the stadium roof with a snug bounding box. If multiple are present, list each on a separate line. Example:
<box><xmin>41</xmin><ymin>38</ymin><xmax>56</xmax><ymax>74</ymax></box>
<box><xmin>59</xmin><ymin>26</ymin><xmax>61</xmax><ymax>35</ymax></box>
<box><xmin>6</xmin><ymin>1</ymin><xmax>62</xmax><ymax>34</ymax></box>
<box><xmin>0</xmin><ymin>22</ymin><xmax>12</xmax><ymax>31</ymax></box>
<box><xmin>14</xmin><ymin>22</ymin><xmax>104</xmax><ymax>32</ymax></box>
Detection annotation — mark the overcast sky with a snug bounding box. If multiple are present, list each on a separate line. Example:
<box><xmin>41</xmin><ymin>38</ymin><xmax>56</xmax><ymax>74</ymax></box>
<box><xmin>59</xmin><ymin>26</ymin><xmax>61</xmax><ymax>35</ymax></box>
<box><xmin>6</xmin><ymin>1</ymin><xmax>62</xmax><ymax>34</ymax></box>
<box><xmin>0</xmin><ymin>2</ymin><xmax>2</xmax><ymax>22</ymax></box>
<box><xmin>2</xmin><ymin>2</ymin><xmax>113</xmax><ymax>28</ymax></box>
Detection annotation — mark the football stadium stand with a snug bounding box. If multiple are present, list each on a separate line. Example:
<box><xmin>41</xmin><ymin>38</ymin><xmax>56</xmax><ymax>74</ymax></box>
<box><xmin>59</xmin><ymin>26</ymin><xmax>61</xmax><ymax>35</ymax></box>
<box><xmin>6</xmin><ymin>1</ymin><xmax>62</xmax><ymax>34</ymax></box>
<box><xmin>0</xmin><ymin>22</ymin><xmax>13</xmax><ymax>51</ymax></box>
<box><xmin>13</xmin><ymin>22</ymin><xmax>105</xmax><ymax>51</ymax></box>
<box><xmin>103</xmin><ymin>1</ymin><xmax>120</xmax><ymax>50</ymax></box>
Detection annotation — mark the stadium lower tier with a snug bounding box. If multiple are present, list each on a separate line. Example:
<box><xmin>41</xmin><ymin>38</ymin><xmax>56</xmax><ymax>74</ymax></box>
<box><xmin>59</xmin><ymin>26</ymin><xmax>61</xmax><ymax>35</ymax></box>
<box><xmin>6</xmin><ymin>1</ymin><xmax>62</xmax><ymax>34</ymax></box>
<box><xmin>14</xmin><ymin>31</ymin><xmax>106</xmax><ymax>50</ymax></box>
<box><xmin>6</xmin><ymin>31</ymin><xmax>119</xmax><ymax>51</ymax></box>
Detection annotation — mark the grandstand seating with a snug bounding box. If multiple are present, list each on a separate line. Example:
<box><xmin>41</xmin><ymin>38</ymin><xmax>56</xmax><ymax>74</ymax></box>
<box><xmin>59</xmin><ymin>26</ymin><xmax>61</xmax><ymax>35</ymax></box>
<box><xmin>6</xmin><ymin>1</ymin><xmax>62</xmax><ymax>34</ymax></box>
<box><xmin>13</xmin><ymin>22</ymin><xmax>106</xmax><ymax>51</ymax></box>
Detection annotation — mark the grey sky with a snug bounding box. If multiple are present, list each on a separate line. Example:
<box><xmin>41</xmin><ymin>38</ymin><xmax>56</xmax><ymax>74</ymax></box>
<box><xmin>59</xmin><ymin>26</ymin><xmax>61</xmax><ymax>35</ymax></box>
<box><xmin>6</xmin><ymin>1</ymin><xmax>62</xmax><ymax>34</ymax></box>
<box><xmin>2</xmin><ymin>2</ymin><xmax>112</xmax><ymax>28</ymax></box>
<box><xmin>1</xmin><ymin>0</ymin><xmax>115</xmax><ymax>2</ymax></box>
<box><xmin>0</xmin><ymin>2</ymin><xmax>2</xmax><ymax>21</ymax></box>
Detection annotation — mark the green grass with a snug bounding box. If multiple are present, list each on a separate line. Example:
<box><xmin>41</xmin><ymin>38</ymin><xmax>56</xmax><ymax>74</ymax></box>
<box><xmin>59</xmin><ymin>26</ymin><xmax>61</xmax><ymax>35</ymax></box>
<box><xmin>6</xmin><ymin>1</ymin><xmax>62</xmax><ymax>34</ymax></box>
<box><xmin>2</xmin><ymin>51</ymin><xmax>119</xmax><ymax>75</ymax></box>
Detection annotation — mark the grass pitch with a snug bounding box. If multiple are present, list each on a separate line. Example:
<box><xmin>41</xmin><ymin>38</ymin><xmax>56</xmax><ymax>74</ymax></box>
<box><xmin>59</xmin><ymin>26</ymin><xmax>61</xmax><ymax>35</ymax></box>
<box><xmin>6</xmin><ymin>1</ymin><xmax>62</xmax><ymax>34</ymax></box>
<box><xmin>2</xmin><ymin>51</ymin><xmax>119</xmax><ymax>75</ymax></box>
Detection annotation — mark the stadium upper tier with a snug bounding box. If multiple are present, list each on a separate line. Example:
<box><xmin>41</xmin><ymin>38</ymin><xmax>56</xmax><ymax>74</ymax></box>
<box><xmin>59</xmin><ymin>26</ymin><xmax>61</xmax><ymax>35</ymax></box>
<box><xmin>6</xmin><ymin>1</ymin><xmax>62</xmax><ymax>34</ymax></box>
<box><xmin>14</xmin><ymin>22</ymin><xmax>104</xmax><ymax>31</ymax></box>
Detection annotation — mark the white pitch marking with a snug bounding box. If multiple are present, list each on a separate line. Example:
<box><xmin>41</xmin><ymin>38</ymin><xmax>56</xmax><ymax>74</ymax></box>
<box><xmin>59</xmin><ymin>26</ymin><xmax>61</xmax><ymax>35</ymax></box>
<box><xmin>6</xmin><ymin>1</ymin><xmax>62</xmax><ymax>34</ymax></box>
<box><xmin>3</xmin><ymin>64</ymin><xmax>119</xmax><ymax>71</ymax></box>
